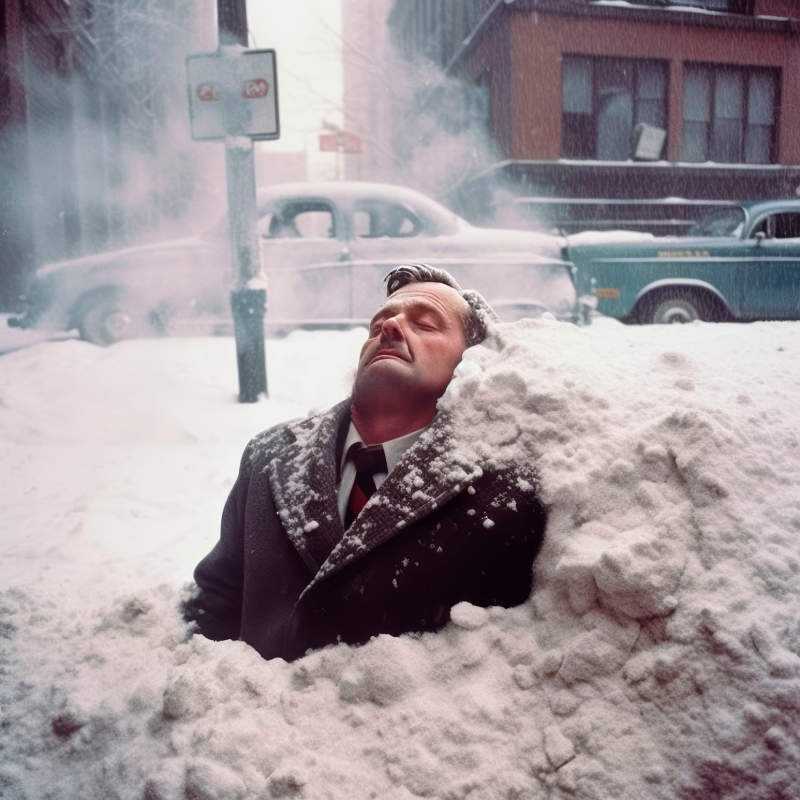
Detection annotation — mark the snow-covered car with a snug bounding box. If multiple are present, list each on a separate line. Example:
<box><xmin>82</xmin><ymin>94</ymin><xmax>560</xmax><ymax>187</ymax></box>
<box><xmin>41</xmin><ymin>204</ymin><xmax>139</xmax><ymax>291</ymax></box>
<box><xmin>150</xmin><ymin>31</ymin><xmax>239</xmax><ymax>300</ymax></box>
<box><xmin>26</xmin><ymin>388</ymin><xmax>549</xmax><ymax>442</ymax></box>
<box><xmin>9</xmin><ymin>181</ymin><xmax>579</xmax><ymax>344</ymax></box>
<box><xmin>564</xmin><ymin>199</ymin><xmax>800</xmax><ymax>324</ymax></box>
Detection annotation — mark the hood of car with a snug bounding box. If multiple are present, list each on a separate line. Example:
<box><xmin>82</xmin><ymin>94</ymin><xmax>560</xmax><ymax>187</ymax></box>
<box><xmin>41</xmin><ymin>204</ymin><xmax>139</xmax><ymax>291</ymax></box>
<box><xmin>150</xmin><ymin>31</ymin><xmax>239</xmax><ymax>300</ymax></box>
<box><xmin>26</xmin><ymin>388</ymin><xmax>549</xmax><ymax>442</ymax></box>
<box><xmin>35</xmin><ymin>236</ymin><xmax>212</xmax><ymax>278</ymax></box>
<box><xmin>566</xmin><ymin>231</ymin><xmax>735</xmax><ymax>261</ymax></box>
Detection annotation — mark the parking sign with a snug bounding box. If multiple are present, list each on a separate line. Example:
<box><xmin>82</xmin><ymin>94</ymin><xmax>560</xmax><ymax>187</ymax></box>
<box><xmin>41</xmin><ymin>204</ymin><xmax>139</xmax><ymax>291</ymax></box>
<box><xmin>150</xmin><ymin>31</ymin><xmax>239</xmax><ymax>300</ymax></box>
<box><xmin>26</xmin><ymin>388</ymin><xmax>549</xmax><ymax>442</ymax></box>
<box><xmin>186</xmin><ymin>49</ymin><xmax>279</xmax><ymax>141</ymax></box>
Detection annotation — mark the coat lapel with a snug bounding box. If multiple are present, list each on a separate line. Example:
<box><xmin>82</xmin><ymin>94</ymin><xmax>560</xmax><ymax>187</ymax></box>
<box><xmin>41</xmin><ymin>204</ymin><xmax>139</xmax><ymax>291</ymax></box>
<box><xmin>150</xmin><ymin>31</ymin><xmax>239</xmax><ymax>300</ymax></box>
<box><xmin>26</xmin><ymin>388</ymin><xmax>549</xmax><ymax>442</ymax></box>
<box><xmin>265</xmin><ymin>399</ymin><xmax>351</xmax><ymax>573</ymax></box>
<box><xmin>298</xmin><ymin>411</ymin><xmax>485</xmax><ymax>599</ymax></box>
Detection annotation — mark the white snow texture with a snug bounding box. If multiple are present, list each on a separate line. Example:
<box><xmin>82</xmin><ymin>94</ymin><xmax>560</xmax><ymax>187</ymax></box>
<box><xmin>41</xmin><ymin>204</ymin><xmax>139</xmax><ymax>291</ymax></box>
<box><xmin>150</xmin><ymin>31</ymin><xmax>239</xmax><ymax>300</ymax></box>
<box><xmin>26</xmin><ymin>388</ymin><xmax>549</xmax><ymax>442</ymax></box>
<box><xmin>1</xmin><ymin>318</ymin><xmax>800</xmax><ymax>800</ymax></box>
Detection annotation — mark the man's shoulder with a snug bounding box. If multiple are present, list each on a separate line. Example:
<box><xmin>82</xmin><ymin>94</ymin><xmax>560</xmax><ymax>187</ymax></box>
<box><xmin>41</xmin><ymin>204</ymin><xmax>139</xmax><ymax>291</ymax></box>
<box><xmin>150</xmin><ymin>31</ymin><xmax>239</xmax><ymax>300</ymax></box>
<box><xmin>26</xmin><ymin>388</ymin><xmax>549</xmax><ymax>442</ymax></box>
<box><xmin>243</xmin><ymin>398</ymin><xmax>352</xmax><ymax>466</ymax></box>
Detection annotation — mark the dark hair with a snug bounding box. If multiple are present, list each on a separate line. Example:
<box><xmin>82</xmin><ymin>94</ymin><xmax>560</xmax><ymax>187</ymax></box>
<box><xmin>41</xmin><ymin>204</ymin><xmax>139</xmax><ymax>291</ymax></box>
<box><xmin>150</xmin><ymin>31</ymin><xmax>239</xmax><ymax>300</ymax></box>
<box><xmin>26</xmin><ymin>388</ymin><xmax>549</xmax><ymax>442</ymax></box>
<box><xmin>383</xmin><ymin>264</ymin><xmax>499</xmax><ymax>347</ymax></box>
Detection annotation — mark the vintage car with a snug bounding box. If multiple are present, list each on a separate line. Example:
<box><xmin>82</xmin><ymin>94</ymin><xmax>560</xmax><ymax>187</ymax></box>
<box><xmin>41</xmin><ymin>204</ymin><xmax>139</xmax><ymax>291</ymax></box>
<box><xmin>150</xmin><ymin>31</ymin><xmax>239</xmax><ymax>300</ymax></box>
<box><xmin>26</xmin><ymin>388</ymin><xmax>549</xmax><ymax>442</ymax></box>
<box><xmin>563</xmin><ymin>200</ymin><xmax>800</xmax><ymax>324</ymax></box>
<box><xmin>9</xmin><ymin>181</ymin><xmax>579</xmax><ymax>344</ymax></box>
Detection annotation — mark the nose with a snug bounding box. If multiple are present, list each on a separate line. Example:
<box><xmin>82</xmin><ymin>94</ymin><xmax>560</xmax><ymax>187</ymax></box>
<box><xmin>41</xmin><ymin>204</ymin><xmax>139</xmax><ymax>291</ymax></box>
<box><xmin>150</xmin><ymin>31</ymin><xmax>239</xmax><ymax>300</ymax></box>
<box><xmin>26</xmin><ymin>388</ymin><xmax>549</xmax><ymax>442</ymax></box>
<box><xmin>380</xmin><ymin>314</ymin><xmax>404</xmax><ymax>343</ymax></box>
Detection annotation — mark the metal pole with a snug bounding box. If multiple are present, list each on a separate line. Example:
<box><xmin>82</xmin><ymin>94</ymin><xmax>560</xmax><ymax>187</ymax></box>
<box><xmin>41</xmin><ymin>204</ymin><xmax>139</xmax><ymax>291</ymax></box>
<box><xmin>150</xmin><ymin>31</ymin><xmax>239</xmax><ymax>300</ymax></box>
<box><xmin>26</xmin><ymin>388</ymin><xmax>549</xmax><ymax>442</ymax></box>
<box><xmin>218</xmin><ymin>0</ymin><xmax>268</xmax><ymax>401</ymax></box>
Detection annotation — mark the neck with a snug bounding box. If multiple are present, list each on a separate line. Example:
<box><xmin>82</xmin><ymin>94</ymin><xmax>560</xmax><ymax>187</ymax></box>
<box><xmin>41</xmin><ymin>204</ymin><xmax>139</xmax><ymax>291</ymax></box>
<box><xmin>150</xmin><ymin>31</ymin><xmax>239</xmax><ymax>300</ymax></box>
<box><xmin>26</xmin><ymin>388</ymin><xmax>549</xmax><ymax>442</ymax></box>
<box><xmin>350</xmin><ymin>400</ymin><xmax>435</xmax><ymax>445</ymax></box>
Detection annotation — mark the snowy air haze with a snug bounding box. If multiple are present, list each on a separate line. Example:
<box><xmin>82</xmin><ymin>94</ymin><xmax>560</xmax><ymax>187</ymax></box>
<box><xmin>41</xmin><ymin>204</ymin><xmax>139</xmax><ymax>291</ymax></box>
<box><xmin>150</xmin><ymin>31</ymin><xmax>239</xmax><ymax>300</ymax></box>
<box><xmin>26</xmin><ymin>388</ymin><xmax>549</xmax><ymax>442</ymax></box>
<box><xmin>3</xmin><ymin>1</ymin><xmax>800</xmax><ymax>799</ymax></box>
<box><xmin>2</xmin><ymin>318</ymin><xmax>800</xmax><ymax>799</ymax></box>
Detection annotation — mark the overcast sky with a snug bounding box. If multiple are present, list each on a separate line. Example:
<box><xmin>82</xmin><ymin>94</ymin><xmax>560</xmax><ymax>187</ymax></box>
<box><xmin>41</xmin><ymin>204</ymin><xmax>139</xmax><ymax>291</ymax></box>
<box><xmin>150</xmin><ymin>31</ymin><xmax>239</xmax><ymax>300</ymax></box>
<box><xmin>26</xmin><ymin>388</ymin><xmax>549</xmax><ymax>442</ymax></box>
<box><xmin>247</xmin><ymin>1</ymin><xmax>343</xmax><ymax>173</ymax></box>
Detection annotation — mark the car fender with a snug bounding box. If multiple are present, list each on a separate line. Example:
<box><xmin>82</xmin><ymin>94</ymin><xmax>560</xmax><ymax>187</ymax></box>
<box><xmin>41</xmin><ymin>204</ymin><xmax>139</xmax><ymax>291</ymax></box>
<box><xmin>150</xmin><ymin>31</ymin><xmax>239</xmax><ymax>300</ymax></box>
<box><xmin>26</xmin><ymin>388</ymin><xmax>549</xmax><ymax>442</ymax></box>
<box><xmin>632</xmin><ymin>278</ymin><xmax>731</xmax><ymax>309</ymax></box>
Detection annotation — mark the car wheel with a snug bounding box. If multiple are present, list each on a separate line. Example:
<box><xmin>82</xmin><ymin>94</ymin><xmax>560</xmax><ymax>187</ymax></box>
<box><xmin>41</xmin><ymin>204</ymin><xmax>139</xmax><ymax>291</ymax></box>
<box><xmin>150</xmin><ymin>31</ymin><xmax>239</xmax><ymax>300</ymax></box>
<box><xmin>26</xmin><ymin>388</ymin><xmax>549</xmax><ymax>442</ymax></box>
<box><xmin>78</xmin><ymin>294</ymin><xmax>163</xmax><ymax>345</ymax></box>
<box><xmin>652</xmin><ymin>297</ymin><xmax>700</xmax><ymax>325</ymax></box>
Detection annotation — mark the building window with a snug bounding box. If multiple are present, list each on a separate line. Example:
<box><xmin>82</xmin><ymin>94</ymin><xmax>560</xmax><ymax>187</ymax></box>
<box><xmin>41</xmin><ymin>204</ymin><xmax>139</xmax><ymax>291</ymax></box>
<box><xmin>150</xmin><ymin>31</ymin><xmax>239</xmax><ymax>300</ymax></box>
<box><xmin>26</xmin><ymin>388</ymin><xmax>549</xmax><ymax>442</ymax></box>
<box><xmin>562</xmin><ymin>56</ymin><xmax>668</xmax><ymax>161</ymax></box>
<box><xmin>681</xmin><ymin>65</ymin><xmax>778</xmax><ymax>164</ymax></box>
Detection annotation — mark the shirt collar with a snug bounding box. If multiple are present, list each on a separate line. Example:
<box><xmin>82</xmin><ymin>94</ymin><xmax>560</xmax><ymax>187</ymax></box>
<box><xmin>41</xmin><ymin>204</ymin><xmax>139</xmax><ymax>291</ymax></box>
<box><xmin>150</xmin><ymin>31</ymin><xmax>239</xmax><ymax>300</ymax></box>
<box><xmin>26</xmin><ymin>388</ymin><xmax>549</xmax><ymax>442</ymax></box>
<box><xmin>340</xmin><ymin>421</ymin><xmax>430</xmax><ymax>475</ymax></box>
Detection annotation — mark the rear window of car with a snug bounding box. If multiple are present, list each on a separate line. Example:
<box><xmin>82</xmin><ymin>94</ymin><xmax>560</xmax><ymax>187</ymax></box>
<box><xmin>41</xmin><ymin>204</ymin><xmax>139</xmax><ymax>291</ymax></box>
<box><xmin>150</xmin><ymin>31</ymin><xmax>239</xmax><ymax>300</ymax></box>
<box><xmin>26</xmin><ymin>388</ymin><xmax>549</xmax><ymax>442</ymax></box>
<box><xmin>353</xmin><ymin>200</ymin><xmax>422</xmax><ymax>238</ymax></box>
<box><xmin>260</xmin><ymin>201</ymin><xmax>338</xmax><ymax>239</ymax></box>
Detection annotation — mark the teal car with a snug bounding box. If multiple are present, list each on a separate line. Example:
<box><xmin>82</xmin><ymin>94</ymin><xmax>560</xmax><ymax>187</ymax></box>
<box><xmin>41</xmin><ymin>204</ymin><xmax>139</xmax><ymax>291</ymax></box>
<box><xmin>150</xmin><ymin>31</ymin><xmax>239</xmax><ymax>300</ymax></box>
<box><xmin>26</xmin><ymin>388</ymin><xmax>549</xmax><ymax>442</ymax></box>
<box><xmin>564</xmin><ymin>200</ymin><xmax>800</xmax><ymax>324</ymax></box>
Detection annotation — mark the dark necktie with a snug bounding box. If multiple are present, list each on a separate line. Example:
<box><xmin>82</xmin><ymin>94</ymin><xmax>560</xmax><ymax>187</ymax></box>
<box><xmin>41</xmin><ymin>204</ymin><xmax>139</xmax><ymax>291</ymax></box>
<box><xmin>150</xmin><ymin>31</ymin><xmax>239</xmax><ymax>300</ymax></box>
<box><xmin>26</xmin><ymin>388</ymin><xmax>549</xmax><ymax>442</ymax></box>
<box><xmin>345</xmin><ymin>443</ymin><xmax>387</xmax><ymax>529</ymax></box>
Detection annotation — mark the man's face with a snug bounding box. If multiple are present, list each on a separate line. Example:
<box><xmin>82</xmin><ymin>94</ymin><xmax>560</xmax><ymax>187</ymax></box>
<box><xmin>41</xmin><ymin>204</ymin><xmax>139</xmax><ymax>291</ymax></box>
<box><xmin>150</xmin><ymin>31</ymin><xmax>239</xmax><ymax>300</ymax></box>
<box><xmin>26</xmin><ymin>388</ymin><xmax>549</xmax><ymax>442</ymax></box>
<box><xmin>353</xmin><ymin>282</ymin><xmax>469</xmax><ymax>407</ymax></box>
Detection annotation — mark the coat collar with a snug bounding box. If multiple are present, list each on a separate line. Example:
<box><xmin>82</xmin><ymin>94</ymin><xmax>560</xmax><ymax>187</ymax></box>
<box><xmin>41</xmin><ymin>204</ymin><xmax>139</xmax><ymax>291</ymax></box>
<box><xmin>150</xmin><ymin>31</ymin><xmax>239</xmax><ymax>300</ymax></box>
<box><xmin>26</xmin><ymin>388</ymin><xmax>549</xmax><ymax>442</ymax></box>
<box><xmin>264</xmin><ymin>400</ymin><xmax>486</xmax><ymax>600</ymax></box>
<box><xmin>264</xmin><ymin>398</ymin><xmax>351</xmax><ymax>574</ymax></box>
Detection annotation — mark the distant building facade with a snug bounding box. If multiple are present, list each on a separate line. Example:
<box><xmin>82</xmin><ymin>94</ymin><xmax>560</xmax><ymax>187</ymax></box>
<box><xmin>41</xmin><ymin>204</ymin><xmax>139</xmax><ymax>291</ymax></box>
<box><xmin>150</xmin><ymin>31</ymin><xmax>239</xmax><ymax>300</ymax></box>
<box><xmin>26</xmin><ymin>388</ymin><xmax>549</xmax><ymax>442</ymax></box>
<box><xmin>341</xmin><ymin>0</ymin><xmax>397</xmax><ymax>182</ymax></box>
<box><xmin>389</xmin><ymin>0</ymin><xmax>800</xmax><ymax>232</ymax></box>
<box><xmin>255</xmin><ymin>148</ymin><xmax>308</xmax><ymax>187</ymax></box>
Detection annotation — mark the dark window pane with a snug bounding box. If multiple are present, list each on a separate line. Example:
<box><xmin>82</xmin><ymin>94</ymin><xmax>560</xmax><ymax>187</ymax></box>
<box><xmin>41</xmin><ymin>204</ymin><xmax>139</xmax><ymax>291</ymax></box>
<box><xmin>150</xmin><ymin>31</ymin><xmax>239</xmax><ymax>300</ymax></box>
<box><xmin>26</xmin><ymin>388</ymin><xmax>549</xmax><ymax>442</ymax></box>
<box><xmin>562</xmin><ymin>58</ymin><xmax>592</xmax><ymax>114</ymax></box>
<box><xmin>596</xmin><ymin>59</ymin><xmax>634</xmax><ymax>94</ymax></box>
<box><xmin>683</xmin><ymin>68</ymin><xmax>711</xmax><ymax>122</ymax></box>
<box><xmin>711</xmin><ymin>118</ymin><xmax>743</xmax><ymax>162</ymax></box>
<box><xmin>597</xmin><ymin>90</ymin><xmax>633</xmax><ymax>160</ymax></box>
<box><xmin>637</xmin><ymin>62</ymin><xmax>666</xmax><ymax>100</ymax></box>
<box><xmin>714</xmin><ymin>71</ymin><xmax>744</xmax><ymax>120</ymax></box>
<box><xmin>773</xmin><ymin>214</ymin><xmax>800</xmax><ymax>239</ymax></box>
<box><xmin>562</xmin><ymin>113</ymin><xmax>594</xmax><ymax>159</ymax></box>
<box><xmin>744</xmin><ymin>124</ymin><xmax>772</xmax><ymax>164</ymax></box>
<box><xmin>748</xmin><ymin>72</ymin><xmax>776</xmax><ymax>125</ymax></box>
<box><xmin>637</xmin><ymin>98</ymin><xmax>666</xmax><ymax>129</ymax></box>
<box><xmin>682</xmin><ymin>120</ymin><xmax>709</xmax><ymax>162</ymax></box>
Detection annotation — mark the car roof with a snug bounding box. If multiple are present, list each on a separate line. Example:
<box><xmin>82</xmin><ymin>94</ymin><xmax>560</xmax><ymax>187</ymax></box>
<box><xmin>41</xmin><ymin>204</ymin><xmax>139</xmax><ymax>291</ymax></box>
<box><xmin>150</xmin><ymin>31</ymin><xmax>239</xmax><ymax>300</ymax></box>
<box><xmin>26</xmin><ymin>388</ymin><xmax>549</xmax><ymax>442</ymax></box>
<box><xmin>739</xmin><ymin>199</ymin><xmax>800</xmax><ymax>216</ymax></box>
<box><xmin>257</xmin><ymin>181</ymin><xmax>445</xmax><ymax>206</ymax></box>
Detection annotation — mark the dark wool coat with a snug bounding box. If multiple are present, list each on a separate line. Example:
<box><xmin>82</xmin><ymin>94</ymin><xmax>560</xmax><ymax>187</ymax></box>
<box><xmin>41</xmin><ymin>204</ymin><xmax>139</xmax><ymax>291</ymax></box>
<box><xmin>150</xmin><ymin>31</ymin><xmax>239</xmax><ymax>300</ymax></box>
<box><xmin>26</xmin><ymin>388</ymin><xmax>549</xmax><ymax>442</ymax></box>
<box><xmin>183</xmin><ymin>399</ymin><xmax>547</xmax><ymax>662</ymax></box>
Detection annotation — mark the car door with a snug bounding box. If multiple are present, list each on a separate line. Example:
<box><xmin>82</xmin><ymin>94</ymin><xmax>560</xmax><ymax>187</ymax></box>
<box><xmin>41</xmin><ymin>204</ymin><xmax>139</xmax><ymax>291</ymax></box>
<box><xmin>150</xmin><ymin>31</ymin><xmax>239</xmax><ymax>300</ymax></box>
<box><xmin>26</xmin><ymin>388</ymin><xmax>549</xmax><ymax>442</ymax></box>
<box><xmin>744</xmin><ymin>212</ymin><xmax>800</xmax><ymax>320</ymax></box>
<box><xmin>346</xmin><ymin>198</ymin><xmax>429</xmax><ymax>322</ymax></box>
<box><xmin>259</xmin><ymin>198</ymin><xmax>351</xmax><ymax>326</ymax></box>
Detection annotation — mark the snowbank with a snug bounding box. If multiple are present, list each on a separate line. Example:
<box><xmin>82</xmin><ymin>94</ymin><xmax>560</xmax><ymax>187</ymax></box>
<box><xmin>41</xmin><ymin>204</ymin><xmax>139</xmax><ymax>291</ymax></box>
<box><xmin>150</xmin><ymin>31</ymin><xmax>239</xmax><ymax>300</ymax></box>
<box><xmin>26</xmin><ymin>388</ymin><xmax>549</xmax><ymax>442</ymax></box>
<box><xmin>1</xmin><ymin>320</ymin><xmax>800</xmax><ymax>799</ymax></box>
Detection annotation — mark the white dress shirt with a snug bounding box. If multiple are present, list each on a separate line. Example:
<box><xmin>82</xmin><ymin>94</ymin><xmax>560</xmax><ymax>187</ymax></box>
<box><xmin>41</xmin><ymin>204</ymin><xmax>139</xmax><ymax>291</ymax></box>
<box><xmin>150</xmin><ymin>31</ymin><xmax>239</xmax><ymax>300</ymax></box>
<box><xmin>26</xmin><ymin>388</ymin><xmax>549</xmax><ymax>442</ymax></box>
<box><xmin>337</xmin><ymin>421</ymin><xmax>429</xmax><ymax>525</ymax></box>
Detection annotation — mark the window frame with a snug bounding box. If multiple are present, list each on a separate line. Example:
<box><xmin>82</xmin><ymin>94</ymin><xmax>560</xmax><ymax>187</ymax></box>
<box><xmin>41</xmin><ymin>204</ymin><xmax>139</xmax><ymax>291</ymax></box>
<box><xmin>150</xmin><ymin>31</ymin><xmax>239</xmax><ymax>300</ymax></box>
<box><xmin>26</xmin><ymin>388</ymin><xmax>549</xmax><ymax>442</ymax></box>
<box><xmin>260</xmin><ymin>199</ymin><xmax>343</xmax><ymax>241</ymax></box>
<box><xmin>561</xmin><ymin>54</ymin><xmax>669</xmax><ymax>162</ymax></box>
<box><xmin>681</xmin><ymin>63</ymin><xmax>780</xmax><ymax>165</ymax></box>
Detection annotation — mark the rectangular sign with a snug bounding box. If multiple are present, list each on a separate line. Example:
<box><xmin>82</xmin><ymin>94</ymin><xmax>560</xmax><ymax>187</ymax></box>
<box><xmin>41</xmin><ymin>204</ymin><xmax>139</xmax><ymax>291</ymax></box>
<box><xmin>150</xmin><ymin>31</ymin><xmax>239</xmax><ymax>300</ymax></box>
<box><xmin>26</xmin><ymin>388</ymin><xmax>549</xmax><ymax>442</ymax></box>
<box><xmin>319</xmin><ymin>131</ymin><xmax>362</xmax><ymax>154</ymax></box>
<box><xmin>186</xmin><ymin>49</ymin><xmax>280</xmax><ymax>141</ymax></box>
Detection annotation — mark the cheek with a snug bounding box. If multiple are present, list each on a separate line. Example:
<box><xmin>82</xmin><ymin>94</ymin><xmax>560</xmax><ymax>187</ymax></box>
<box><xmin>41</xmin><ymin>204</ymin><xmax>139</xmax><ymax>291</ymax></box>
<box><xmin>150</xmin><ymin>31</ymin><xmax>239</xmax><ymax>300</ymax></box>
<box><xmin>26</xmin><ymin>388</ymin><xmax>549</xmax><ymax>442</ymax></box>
<box><xmin>359</xmin><ymin>338</ymin><xmax>375</xmax><ymax>359</ymax></box>
<box><xmin>425</xmin><ymin>341</ymin><xmax>465</xmax><ymax>376</ymax></box>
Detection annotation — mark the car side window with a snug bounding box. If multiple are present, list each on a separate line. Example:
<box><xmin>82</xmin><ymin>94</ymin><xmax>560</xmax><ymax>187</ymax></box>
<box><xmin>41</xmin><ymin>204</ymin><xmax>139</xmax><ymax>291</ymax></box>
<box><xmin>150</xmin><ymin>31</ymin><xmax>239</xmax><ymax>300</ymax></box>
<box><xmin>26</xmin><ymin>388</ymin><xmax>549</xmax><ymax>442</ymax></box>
<box><xmin>261</xmin><ymin>201</ymin><xmax>337</xmax><ymax>239</ymax></box>
<box><xmin>751</xmin><ymin>213</ymin><xmax>800</xmax><ymax>240</ymax></box>
<box><xmin>353</xmin><ymin>200</ymin><xmax>422</xmax><ymax>238</ymax></box>
<box><xmin>771</xmin><ymin>213</ymin><xmax>800</xmax><ymax>239</ymax></box>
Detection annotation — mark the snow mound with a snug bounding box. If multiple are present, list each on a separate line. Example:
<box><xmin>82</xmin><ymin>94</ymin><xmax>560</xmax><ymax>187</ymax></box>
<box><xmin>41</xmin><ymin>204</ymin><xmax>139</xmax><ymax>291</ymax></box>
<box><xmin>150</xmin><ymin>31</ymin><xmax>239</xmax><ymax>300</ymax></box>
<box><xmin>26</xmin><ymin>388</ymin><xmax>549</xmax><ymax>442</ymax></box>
<box><xmin>2</xmin><ymin>322</ymin><xmax>800</xmax><ymax>799</ymax></box>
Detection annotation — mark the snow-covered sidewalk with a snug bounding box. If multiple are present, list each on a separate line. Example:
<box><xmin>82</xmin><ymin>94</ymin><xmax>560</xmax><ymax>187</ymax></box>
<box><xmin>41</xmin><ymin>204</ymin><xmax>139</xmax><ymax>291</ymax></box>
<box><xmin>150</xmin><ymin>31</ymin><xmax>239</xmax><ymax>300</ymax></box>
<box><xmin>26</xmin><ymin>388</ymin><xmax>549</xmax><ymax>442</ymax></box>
<box><xmin>1</xmin><ymin>319</ymin><xmax>799</xmax><ymax>800</ymax></box>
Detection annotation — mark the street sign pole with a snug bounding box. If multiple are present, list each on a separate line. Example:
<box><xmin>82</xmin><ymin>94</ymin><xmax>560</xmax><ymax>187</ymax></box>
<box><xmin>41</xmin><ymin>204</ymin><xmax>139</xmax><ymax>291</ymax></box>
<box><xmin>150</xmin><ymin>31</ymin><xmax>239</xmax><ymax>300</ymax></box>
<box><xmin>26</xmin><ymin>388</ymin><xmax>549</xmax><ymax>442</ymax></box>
<box><xmin>217</xmin><ymin>0</ymin><xmax>267</xmax><ymax>402</ymax></box>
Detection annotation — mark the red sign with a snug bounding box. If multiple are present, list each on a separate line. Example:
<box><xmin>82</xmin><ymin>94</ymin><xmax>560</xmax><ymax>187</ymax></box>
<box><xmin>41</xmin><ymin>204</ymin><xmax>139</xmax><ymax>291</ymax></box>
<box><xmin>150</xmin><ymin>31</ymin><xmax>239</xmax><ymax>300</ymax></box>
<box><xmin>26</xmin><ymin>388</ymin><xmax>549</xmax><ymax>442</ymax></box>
<box><xmin>319</xmin><ymin>131</ymin><xmax>362</xmax><ymax>154</ymax></box>
<box><xmin>196</xmin><ymin>82</ymin><xmax>221</xmax><ymax>102</ymax></box>
<box><xmin>242</xmin><ymin>78</ymin><xmax>269</xmax><ymax>99</ymax></box>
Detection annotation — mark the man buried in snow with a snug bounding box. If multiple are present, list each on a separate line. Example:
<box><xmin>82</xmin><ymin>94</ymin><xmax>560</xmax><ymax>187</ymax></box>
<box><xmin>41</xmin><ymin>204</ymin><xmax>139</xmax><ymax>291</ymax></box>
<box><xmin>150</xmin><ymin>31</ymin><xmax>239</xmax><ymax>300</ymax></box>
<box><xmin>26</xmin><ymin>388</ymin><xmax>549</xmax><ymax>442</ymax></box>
<box><xmin>183</xmin><ymin>264</ymin><xmax>547</xmax><ymax>661</ymax></box>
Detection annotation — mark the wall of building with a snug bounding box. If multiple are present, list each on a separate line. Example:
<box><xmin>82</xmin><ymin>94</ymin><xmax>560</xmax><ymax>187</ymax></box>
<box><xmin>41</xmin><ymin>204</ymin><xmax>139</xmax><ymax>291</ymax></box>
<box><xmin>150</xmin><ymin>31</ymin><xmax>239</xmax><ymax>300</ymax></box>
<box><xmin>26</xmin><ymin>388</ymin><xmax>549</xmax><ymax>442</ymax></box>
<box><xmin>753</xmin><ymin>0</ymin><xmax>800</xmax><ymax>16</ymax></box>
<box><xmin>342</xmin><ymin>0</ymin><xmax>396</xmax><ymax>182</ymax></box>
<box><xmin>505</xmin><ymin>10</ymin><xmax>800</xmax><ymax>165</ymax></box>
<box><xmin>255</xmin><ymin>149</ymin><xmax>308</xmax><ymax>187</ymax></box>
<box><xmin>462</xmin><ymin>15</ymin><xmax>514</xmax><ymax>161</ymax></box>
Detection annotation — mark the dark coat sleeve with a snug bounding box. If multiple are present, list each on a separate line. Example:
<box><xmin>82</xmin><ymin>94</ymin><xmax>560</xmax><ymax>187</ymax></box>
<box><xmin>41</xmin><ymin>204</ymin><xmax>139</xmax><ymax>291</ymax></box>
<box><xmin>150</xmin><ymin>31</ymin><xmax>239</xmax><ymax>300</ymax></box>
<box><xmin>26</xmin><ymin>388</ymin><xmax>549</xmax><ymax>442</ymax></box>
<box><xmin>181</xmin><ymin>444</ymin><xmax>253</xmax><ymax>642</ymax></box>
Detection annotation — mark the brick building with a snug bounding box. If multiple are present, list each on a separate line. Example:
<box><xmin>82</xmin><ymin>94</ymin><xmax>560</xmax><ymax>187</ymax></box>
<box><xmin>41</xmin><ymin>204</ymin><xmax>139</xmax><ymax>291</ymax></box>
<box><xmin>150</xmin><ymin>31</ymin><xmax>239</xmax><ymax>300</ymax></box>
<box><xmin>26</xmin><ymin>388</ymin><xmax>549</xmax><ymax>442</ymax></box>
<box><xmin>389</xmin><ymin>0</ymin><xmax>800</xmax><ymax>232</ymax></box>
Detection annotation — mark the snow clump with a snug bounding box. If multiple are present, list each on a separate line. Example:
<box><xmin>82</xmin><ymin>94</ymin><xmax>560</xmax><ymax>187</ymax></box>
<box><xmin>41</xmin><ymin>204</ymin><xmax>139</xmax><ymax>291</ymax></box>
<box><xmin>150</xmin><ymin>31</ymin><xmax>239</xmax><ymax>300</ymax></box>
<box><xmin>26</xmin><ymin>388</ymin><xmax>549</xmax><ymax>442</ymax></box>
<box><xmin>1</xmin><ymin>321</ymin><xmax>800</xmax><ymax>799</ymax></box>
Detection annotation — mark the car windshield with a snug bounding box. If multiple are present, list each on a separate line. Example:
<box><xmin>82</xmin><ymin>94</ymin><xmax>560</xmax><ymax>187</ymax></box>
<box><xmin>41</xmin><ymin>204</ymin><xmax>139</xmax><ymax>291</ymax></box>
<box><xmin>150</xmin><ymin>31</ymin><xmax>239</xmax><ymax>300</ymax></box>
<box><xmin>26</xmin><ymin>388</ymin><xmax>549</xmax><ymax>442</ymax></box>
<box><xmin>688</xmin><ymin>207</ymin><xmax>747</xmax><ymax>237</ymax></box>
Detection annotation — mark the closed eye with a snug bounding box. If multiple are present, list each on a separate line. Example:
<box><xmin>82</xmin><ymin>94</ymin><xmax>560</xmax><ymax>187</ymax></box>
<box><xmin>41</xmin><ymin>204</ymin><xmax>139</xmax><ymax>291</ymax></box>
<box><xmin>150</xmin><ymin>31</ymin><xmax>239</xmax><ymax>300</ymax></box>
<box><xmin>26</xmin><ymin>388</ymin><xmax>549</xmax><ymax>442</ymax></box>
<box><xmin>413</xmin><ymin>313</ymin><xmax>442</xmax><ymax>331</ymax></box>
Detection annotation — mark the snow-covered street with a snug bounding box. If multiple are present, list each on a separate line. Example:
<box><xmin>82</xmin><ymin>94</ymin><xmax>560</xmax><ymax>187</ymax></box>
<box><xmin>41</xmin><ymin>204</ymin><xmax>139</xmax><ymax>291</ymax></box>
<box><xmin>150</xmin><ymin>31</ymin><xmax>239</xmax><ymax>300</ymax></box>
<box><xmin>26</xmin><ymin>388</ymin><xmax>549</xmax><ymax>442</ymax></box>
<box><xmin>2</xmin><ymin>318</ymin><xmax>799</xmax><ymax>799</ymax></box>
